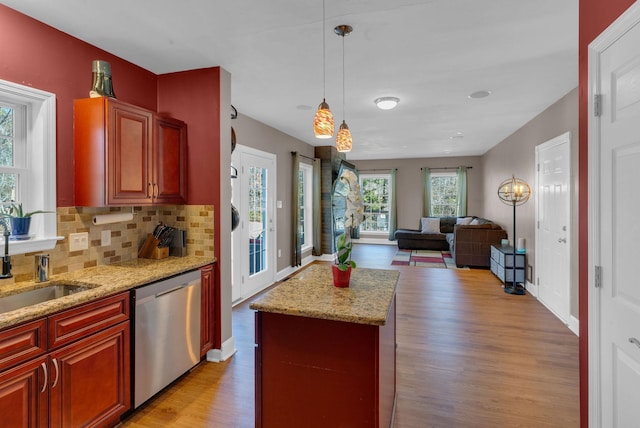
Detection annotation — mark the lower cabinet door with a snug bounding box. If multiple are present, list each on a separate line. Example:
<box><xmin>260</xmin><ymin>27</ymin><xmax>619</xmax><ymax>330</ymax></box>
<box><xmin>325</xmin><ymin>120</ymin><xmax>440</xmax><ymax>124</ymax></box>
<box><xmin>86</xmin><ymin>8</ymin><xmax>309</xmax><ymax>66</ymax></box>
<box><xmin>0</xmin><ymin>356</ymin><xmax>48</xmax><ymax>428</ymax></box>
<box><xmin>49</xmin><ymin>322</ymin><xmax>130</xmax><ymax>428</ymax></box>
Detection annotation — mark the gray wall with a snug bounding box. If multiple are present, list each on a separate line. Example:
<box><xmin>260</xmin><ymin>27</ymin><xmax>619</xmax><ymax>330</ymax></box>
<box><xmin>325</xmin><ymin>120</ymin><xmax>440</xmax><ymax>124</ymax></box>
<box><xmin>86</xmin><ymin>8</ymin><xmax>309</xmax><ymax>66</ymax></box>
<box><xmin>481</xmin><ymin>87</ymin><xmax>578</xmax><ymax>317</ymax></box>
<box><xmin>351</xmin><ymin>156</ymin><xmax>484</xmax><ymax>231</ymax></box>
<box><xmin>231</xmin><ymin>113</ymin><xmax>315</xmax><ymax>272</ymax></box>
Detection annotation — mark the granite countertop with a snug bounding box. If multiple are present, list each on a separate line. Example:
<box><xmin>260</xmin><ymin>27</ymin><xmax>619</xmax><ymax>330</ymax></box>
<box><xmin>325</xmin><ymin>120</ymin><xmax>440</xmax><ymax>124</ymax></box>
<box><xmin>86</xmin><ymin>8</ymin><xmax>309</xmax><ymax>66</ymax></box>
<box><xmin>0</xmin><ymin>256</ymin><xmax>215</xmax><ymax>330</ymax></box>
<box><xmin>249</xmin><ymin>264</ymin><xmax>399</xmax><ymax>326</ymax></box>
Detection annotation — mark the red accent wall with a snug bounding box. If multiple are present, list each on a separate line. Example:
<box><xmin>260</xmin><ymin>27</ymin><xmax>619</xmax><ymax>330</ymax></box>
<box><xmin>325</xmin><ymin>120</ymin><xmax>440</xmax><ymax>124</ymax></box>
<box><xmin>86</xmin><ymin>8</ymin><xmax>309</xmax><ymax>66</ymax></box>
<box><xmin>158</xmin><ymin>69</ymin><xmax>222</xmax><ymax>347</ymax></box>
<box><xmin>0</xmin><ymin>5</ymin><xmax>157</xmax><ymax>207</ymax></box>
<box><xmin>578</xmin><ymin>0</ymin><xmax>635</xmax><ymax>425</ymax></box>
<box><xmin>157</xmin><ymin>69</ymin><xmax>221</xmax><ymax>205</ymax></box>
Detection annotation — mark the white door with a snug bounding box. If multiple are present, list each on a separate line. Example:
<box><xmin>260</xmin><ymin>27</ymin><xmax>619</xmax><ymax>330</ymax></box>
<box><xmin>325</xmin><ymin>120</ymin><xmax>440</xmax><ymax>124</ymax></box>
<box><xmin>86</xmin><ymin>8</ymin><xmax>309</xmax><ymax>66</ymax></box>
<box><xmin>535</xmin><ymin>133</ymin><xmax>571</xmax><ymax>327</ymax></box>
<box><xmin>589</xmin><ymin>4</ymin><xmax>640</xmax><ymax>426</ymax></box>
<box><xmin>231</xmin><ymin>145</ymin><xmax>277</xmax><ymax>303</ymax></box>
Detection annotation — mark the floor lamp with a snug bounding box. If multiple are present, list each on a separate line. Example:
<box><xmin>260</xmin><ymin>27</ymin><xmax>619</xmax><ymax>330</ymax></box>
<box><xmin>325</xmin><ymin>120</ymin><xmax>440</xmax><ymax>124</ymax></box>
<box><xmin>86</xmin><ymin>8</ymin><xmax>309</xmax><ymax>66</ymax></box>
<box><xmin>497</xmin><ymin>175</ymin><xmax>531</xmax><ymax>295</ymax></box>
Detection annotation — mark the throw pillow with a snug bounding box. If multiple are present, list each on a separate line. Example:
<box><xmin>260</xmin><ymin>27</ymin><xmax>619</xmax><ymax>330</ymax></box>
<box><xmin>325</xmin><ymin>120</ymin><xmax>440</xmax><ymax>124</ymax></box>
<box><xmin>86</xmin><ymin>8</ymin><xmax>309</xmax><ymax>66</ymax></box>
<box><xmin>456</xmin><ymin>217</ymin><xmax>473</xmax><ymax>225</ymax></box>
<box><xmin>470</xmin><ymin>218</ymin><xmax>480</xmax><ymax>225</ymax></box>
<box><xmin>421</xmin><ymin>217</ymin><xmax>440</xmax><ymax>234</ymax></box>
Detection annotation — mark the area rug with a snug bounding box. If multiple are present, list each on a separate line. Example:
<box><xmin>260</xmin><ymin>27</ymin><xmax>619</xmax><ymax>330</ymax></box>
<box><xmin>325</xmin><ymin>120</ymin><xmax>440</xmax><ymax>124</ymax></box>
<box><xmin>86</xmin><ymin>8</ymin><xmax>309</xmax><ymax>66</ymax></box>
<box><xmin>391</xmin><ymin>249</ymin><xmax>469</xmax><ymax>270</ymax></box>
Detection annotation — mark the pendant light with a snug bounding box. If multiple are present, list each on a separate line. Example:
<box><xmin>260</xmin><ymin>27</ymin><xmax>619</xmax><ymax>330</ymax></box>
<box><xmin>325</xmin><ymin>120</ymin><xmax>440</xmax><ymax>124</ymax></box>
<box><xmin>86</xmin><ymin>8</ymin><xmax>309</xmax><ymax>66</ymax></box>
<box><xmin>313</xmin><ymin>0</ymin><xmax>334</xmax><ymax>139</ymax></box>
<box><xmin>335</xmin><ymin>24</ymin><xmax>353</xmax><ymax>153</ymax></box>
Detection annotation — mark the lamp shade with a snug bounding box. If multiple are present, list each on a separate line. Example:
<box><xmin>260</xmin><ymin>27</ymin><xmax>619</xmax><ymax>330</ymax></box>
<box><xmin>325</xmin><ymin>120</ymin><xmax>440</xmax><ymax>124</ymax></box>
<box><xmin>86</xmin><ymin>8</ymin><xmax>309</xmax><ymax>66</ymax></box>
<box><xmin>336</xmin><ymin>120</ymin><xmax>352</xmax><ymax>152</ymax></box>
<box><xmin>314</xmin><ymin>99</ymin><xmax>334</xmax><ymax>138</ymax></box>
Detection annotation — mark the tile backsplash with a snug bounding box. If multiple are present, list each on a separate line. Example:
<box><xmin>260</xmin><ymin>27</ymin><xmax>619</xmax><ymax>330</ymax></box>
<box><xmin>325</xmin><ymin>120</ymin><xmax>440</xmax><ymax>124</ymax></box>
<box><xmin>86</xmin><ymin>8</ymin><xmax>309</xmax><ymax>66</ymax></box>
<box><xmin>4</xmin><ymin>205</ymin><xmax>214</xmax><ymax>284</ymax></box>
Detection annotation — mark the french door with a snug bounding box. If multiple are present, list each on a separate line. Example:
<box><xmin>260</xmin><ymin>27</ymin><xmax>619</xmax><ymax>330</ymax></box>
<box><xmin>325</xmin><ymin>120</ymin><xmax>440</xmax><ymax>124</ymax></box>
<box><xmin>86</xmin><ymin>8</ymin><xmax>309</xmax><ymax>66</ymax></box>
<box><xmin>231</xmin><ymin>145</ymin><xmax>276</xmax><ymax>303</ymax></box>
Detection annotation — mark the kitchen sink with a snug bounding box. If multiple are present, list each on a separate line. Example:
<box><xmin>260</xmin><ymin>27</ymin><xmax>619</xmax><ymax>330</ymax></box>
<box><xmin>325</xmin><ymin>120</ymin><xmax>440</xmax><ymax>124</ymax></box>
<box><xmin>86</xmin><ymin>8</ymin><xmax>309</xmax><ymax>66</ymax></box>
<box><xmin>0</xmin><ymin>284</ymin><xmax>91</xmax><ymax>315</ymax></box>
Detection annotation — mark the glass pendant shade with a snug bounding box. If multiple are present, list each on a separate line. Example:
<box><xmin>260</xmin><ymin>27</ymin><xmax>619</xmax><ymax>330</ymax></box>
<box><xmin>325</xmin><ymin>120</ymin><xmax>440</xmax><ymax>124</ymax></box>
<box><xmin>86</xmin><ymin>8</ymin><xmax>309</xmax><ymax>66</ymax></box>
<box><xmin>314</xmin><ymin>99</ymin><xmax>334</xmax><ymax>138</ymax></box>
<box><xmin>336</xmin><ymin>120</ymin><xmax>352</xmax><ymax>152</ymax></box>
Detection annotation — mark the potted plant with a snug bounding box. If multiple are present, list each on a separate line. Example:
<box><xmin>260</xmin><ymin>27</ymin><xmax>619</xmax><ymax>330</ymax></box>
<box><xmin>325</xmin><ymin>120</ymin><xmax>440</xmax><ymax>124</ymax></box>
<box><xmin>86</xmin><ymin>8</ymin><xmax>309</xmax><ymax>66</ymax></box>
<box><xmin>332</xmin><ymin>169</ymin><xmax>364</xmax><ymax>287</ymax></box>
<box><xmin>333</xmin><ymin>231</ymin><xmax>356</xmax><ymax>287</ymax></box>
<box><xmin>1</xmin><ymin>203</ymin><xmax>52</xmax><ymax>239</ymax></box>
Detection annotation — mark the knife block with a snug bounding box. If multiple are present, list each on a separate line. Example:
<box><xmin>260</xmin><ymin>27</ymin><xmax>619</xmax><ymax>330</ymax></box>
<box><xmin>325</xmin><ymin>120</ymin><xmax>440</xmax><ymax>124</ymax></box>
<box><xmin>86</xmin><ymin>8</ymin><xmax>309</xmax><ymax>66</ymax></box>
<box><xmin>138</xmin><ymin>234</ymin><xmax>169</xmax><ymax>259</ymax></box>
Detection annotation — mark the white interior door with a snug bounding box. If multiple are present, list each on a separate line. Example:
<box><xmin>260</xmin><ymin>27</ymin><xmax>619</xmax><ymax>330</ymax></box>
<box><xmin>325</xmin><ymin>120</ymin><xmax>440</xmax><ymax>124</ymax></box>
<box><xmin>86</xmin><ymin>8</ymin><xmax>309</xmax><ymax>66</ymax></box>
<box><xmin>231</xmin><ymin>145</ymin><xmax>276</xmax><ymax>303</ymax></box>
<box><xmin>589</xmin><ymin>4</ymin><xmax>640</xmax><ymax>426</ymax></box>
<box><xmin>535</xmin><ymin>133</ymin><xmax>571</xmax><ymax>327</ymax></box>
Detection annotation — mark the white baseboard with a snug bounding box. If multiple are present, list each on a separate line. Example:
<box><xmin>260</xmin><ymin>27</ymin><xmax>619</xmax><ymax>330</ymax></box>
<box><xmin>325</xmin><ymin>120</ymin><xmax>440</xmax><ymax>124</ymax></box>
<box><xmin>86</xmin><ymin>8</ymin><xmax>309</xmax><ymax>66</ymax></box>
<box><xmin>206</xmin><ymin>336</ymin><xmax>236</xmax><ymax>362</ymax></box>
<box><xmin>354</xmin><ymin>238</ymin><xmax>396</xmax><ymax>245</ymax></box>
<box><xmin>568</xmin><ymin>316</ymin><xmax>579</xmax><ymax>336</ymax></box>
<box><xmin>525</xmin><ymin>281</ymin><xmax>538</xmax><ymax>297</ymax></box>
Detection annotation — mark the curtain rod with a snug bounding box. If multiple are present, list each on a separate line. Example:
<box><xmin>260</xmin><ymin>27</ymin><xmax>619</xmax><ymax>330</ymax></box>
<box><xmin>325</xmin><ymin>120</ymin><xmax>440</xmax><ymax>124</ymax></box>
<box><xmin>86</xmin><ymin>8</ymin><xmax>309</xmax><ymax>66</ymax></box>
<box><xmin>421</xmin><ymin>166</ymin><xmax>473</xmax><ymax>170</ymax></box>
<box><xmin>291</xmin><ymin>151</ymin><xmax>316</xmax><ymax>161</ymax></box>
<box><xmin>358</xmin><ymin>168</ymin><xmax>397</xmax><ymax>172</ymax></box>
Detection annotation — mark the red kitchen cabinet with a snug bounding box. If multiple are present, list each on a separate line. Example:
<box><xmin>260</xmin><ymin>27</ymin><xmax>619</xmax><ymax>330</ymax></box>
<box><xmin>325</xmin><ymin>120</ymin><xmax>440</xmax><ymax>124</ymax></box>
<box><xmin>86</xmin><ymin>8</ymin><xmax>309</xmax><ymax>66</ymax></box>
<box><xmin>74</xmin><ymin>97</ymin><xmax>187</xmax><ymax>206</ymax></box>
<box><xmin>200</xmin><ymin>263</ymin><xmax>216</xmax><ymax>357</ymax></box>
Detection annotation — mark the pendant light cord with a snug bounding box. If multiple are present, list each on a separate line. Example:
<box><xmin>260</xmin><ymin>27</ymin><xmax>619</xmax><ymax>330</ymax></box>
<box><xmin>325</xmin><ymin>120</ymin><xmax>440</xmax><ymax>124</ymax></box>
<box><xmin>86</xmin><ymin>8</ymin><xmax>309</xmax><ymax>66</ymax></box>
<box><xmin>342</xmin><ymin>31</ymin><xmax>346</xmax><ymax>121</ymax></box>
<box><xmin>322</xmin><ymin>0</ymin><xmax>326</xmax><ymax>100</ymax></box>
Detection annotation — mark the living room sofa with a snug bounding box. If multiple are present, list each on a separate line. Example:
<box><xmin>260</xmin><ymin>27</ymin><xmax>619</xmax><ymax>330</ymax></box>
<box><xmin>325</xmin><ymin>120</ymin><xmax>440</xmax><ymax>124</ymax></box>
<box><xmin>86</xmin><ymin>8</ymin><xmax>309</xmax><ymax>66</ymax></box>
<box><xmin>394</xmin><ymin>216</ymin><xmax>507</xmax><ymax>268</ymax></box>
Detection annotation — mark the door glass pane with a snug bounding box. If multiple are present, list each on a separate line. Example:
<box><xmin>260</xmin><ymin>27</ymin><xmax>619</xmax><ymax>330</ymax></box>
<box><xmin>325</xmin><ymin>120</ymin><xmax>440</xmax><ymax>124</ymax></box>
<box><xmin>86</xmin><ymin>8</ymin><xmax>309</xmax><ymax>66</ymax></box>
<box><xmin>249</xmin><ymin>166</ymin><xmax>267</xmax><ymax>276</ymax></box>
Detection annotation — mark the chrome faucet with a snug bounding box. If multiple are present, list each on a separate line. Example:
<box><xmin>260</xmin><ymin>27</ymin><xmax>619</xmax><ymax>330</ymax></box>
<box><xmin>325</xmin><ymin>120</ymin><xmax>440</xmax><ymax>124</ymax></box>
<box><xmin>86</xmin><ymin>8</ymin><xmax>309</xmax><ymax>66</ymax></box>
<box><xmin>0</xmin><ymin>219</ymin><xmax>11</xmax><ymax>279</ymax></box>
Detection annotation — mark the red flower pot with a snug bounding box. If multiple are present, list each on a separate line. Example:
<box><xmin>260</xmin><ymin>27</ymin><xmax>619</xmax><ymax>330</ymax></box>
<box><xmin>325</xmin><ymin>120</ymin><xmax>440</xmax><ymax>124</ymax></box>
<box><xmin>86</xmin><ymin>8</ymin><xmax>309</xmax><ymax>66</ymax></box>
<box><xmin>331</xmin><ymin>264</ymin><xmax>352</xmax><ymax>288</ymax></box>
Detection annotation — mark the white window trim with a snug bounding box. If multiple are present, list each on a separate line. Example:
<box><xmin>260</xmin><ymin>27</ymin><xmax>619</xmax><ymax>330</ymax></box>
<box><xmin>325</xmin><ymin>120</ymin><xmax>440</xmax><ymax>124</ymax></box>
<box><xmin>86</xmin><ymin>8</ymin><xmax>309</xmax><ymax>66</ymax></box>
<box><xmin>0</xmin><ymin>79</ymin><xmax>62</xmax><ymax>255</ymax></box>
<box><xmin>299</xmin><ymin>162</ymin><xmax>313</xmax><ymax>252</ymax></box>
<box><xmin>430</xmin><ymin>171</ymin><xmax>458</xmax><ymax>217</ymax></box>
<box><xmin>360</xmin><ymin>173</ymin><xmax>391</xmax><ymax>234</ymax></box>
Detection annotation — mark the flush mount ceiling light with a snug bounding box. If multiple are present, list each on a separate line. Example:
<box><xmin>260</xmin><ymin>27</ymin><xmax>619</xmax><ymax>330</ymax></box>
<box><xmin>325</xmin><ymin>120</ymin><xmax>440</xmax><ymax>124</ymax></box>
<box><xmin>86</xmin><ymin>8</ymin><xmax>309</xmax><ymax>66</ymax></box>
<box><xmin>374</xmin><ymin>97</ymin><xmax>400</xmax><ymax>110</ymax></box>
<box><xmin>468</xmin><ymin>90</ymin><xmax>492</xmax><ymax>99</ymax></box>
<box><xmin>313</xmin><ymin>0</ymin><xmax>334</xmax><ymax>139</ymax></box>
<box><xmin>335</xmin><ymin>24</ymin><xmax>353</xmax><ymax>153</ymax></box>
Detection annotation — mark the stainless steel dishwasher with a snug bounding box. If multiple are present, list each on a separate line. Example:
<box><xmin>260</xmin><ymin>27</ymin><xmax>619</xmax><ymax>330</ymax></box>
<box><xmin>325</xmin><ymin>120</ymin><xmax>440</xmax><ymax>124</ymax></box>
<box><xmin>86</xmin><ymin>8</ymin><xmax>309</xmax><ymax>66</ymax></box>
<box><xmin>133</xmin><ymin>270</ymin><xmax>201</xmax><ymax>408</ymax></box>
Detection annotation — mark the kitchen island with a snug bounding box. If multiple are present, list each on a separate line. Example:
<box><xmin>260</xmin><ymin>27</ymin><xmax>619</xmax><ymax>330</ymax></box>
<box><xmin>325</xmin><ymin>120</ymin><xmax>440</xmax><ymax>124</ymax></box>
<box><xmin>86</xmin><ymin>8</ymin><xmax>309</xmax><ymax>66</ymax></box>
<box><xmin>250</xmin><ymin>263</ymin><xmax>399</xmax><ymax>428</ymax></box>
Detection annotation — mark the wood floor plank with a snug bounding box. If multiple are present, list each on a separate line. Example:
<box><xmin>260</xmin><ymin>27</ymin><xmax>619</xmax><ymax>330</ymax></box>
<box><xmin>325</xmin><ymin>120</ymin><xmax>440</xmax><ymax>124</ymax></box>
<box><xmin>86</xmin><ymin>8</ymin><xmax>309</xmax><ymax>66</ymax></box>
<box><xmin>121</xmin><ymin>244</ymin><xmax>579</xmax><ymax>427</ymax></box>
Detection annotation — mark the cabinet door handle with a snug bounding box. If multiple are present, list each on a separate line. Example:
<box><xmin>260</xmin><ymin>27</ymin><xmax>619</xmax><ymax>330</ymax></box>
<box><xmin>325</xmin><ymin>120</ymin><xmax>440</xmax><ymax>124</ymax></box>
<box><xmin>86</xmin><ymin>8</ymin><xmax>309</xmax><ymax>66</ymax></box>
<box><xmin>153</xmin><ymin>183</ymin><xmax>158</xmax><ymax>199</ymax></box>
<box><xmin>40</xmin><ymin>362</ymin><xmax>48</xmax><ymax>393</ymax></box>
<box><xmin>558</xmin><ymin>238</ymin><xmax>567</xmax><ymax>243</ymax></box>
<box><xmin>51</xmin><ymin>358</ymin><xmax>59</xmax><ymax>388</ymax></box>
<box><xmin>630</xmin><ymin>337</ymin><xmax>640</xmax><ymax>349</ymax></box>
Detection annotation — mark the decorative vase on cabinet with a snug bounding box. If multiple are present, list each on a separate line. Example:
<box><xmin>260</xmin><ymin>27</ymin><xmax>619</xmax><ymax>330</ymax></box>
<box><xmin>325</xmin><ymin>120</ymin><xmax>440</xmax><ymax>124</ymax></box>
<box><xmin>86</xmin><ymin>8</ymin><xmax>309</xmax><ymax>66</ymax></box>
<box><xmin>74</xmin><ymin>97</ymin><xmax>187</xmax><ymax>206</ymax></box>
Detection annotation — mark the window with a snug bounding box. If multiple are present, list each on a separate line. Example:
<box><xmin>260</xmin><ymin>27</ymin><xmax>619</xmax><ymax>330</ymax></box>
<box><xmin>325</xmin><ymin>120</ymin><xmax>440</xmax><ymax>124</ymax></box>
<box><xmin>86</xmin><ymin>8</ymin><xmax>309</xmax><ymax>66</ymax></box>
<box><xmin>0</xmin><ymin>79</ymin><xmax>59</xmax><ymax>255</ymax></box>
<box><xmin>298</xmin><ymin>162</ymin><xmax>313</xmax><ymax>251</ymax></box>
<box><xmin>430</xmin><ymin>172</ymin><xmax>458</xmax><ymax>216</ymax></box>
<box><xmin>360</xmin><ymin>174</ymin><xmax>391</xmax><ymax>233</ymax></box>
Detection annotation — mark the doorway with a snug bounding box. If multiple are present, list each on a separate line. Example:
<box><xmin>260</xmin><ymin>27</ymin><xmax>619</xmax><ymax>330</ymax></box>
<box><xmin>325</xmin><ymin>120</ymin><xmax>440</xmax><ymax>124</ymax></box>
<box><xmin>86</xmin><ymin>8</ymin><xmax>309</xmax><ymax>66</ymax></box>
<box><xmin>231</xmin><ymin>145</ymin><xmax>277</xmax><ymax>303</ymax></box>
<box><xmin>535</xmin><ymin>132</ymin><xmax>573</xmax><ymax>331</ymax></box>
<box><xmin>589</xmin><ymin>3</ymin><xmax>640</xmax><ymax>425</ymax></box>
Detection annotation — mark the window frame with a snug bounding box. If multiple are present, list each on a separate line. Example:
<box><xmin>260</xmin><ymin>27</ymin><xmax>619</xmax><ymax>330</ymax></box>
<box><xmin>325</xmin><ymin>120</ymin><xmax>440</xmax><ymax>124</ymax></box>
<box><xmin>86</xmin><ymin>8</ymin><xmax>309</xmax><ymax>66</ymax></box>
<box><xmin>0</xmin><ymin>79</ymin><xmax>61</xmax><ymax>255</ymax></box>
<box><xmin>298</xmin><ymin>162</ymin><xmax>313</xmax><ymax>252</ymax></box>
<box><xmin>430</xmin><ymin>171</ymin><xmax>458</xmax><ymax>217</ymax></box>
<box><xmin>359</xmin><ymin>173</ymin><xmax>391</xmax><ymax>235</ymax></box>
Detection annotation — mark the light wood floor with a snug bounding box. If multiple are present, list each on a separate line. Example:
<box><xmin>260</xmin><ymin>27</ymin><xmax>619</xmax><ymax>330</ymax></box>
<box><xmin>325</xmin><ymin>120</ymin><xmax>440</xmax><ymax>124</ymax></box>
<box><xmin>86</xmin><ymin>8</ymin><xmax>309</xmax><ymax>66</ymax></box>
<box><xmin>121</xmin><ymin>244</ymin><xmax>579</xmax><ymax>427</ymax></box>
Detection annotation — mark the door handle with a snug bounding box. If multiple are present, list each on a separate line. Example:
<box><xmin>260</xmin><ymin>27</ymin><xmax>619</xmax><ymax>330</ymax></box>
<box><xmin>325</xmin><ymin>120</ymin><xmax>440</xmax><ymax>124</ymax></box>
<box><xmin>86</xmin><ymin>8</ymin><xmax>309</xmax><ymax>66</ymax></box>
<box><xmin>558</xmin><ymin>238</ymin><xmax>567</xmax><ymax>243</ymax></box>
<box><xmin>51</xmin><ymin>358</ymin><xmax>59</xmax><ymax>388</ymax></box>
<box><xmin>629</xmin><ymin>337</ymin><xmax>640</xmax><ymax>349</ymax></box>
<box><xmin>40</xmin><ymin>362</ymin><xmax>47</xmax><ymax>393</ymax></box>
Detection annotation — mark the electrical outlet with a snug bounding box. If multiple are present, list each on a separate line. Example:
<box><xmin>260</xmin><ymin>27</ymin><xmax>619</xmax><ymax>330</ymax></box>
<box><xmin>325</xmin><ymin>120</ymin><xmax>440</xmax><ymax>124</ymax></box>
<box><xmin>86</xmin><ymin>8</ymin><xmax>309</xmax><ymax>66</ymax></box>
<box><xmin>278</xmin><ymin>249</ymin><xmax>282</xmax><ymax>258</ymax></box>
<box><xmin>101</xmin><ymin>229</ymin><xmax>111</xmax><ymax>246</ymax></box>
<box><xmin>69</xmin><ymin>232</ymin><xmax>89</xmax><ymax>251</ymax></box>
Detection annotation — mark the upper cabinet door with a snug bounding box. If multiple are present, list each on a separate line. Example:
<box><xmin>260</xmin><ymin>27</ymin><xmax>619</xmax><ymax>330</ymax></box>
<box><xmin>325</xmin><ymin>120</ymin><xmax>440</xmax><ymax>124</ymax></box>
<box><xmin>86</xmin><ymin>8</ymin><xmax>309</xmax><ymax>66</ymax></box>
<box><xmin>74</xmin><ymin>97</ymin><xmax>187</xmax><ymax>206</ymax></box>
<box><xmin>153</xmin><ymin>116</ymin><xmax>187</xmax><ymax>204</ymax></box>
<box><xmin>107</xmin><ymin>101</ymin><xmax>153</xmax><ymax>205</ymax></box>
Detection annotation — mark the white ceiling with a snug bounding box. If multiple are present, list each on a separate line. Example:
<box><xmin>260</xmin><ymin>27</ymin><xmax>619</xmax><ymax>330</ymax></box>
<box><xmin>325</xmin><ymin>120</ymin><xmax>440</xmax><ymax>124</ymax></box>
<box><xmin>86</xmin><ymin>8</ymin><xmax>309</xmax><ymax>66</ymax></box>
<box><xmin>2</xmin><ymin>0</ymin><xmax>578</xmax><ymax>160</ymax></box>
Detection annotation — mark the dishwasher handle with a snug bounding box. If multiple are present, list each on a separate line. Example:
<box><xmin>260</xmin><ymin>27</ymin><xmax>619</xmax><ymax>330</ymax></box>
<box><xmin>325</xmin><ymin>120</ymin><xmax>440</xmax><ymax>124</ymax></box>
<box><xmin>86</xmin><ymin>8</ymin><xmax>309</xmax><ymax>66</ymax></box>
<box><xmin>155</xmin><ymin>285</ymin><xmax>185</xmax><ymax>298</ymax></box>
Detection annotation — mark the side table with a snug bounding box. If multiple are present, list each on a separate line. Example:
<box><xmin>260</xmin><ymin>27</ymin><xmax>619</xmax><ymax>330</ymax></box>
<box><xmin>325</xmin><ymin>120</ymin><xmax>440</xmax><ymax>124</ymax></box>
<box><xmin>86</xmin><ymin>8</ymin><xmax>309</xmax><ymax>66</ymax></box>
<box><xmin>490</xmin><ymin>245</ymin><xmax>526</xmax><ymax>286</ymax></box>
